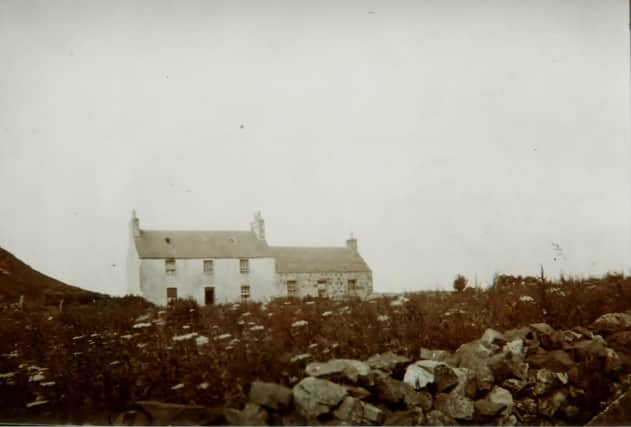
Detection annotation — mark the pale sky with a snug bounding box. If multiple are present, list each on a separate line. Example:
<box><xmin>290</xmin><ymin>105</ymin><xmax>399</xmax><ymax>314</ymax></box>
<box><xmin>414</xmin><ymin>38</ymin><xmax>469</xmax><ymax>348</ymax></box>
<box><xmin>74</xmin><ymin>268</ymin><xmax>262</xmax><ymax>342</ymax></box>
<box><xmin>1</xmin><ymin>0</ymin><xmax>629</xmax><ymax>295</ymax></box>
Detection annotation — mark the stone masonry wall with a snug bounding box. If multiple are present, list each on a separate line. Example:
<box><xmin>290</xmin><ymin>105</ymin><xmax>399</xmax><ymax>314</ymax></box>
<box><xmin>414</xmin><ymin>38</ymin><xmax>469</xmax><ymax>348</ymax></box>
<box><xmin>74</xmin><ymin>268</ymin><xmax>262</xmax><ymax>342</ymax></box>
<box><xmin>278</xmin><ymin>272</ymin><xmax>372</xmax><ymax>299</ymax></box>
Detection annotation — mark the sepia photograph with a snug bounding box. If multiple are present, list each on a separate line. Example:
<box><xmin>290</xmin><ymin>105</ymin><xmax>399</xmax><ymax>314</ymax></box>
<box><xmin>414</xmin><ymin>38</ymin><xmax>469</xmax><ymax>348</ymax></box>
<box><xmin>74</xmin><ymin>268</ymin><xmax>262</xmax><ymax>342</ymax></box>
<box><xmin>0</xmin><ymin>0</ymin><xmax>630</xmax><ymax>425</ymax></box>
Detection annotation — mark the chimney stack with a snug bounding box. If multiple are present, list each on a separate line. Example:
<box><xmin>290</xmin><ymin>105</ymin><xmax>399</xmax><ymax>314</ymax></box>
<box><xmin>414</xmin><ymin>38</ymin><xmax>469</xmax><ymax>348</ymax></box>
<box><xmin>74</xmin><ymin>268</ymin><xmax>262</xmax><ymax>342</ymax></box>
<box><xmin>346</xmin><ymin>232</ymin><xmax>357</xmax><ymax>252</ymax></box>
<box><xmin>130</xmin><ymin>210</ymin><xmax>141</xmax><ymax>237</ymax></box>
<box><xmin>251</xmin><ymin>211</ymin><xmax>266</xmax><ymax>241</ymax></box>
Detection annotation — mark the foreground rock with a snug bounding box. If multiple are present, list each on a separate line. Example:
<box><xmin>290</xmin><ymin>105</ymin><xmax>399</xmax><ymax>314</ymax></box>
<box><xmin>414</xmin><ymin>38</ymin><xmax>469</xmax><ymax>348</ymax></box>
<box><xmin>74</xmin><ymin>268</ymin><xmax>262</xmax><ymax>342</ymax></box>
<box><xmin>292</xmin><ymin>377</ymin><xmax>348</xmax><ymax>418</ymax></box>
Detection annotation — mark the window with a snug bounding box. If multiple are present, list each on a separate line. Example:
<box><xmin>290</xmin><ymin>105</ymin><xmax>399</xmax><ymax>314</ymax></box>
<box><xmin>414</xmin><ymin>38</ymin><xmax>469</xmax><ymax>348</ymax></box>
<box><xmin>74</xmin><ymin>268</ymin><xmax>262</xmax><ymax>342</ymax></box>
<box><xmin>240</xmin><ymin>259</ymin><xmax>249</xmax><ymax>274</ymax></box>
<box><xmin>287</xmin><ymin>281</ymin><xmax>297</xmax><ymax>298</ymax></box>
<box><xmin>241</xmin><ymin>285</ymin><xmax>251</xmax><ymax>302</ymax></box>
<box><xmin>317</xmin><ymin>279</ymin><xmax>328</xmax><ymax>298</ymax></box>
<box><xmin>204</xmin><ymin>287</ymin><xmax>215</xmax><ymax>305</ymax></box>
<box><xmin>165</xmin><ymin>258</ymin><xmax>176</xmax><ymax>274</ymax></box>
<box><xmin>166</xmin><ymin>287</ymin><xmax>177</xmax><ymax>304</ymax></box>
<box><xmin>347</xmin><ymin>279</ymin><xmax>357</xmax><ymax>293</ymax></box>
<box><xmin>203</xmin><ymin>260</ymin><xmax>214</xmax><ymax>274</ymax></box>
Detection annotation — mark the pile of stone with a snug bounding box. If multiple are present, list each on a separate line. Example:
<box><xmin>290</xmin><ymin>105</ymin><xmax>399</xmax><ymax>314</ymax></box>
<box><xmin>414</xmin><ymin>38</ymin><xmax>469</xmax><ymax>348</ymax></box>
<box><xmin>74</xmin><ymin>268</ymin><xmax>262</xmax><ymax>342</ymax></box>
<box><xmin>114</xmin><ymin>311</ymin><xmax>631</xmax><ymax>425</ymax></box>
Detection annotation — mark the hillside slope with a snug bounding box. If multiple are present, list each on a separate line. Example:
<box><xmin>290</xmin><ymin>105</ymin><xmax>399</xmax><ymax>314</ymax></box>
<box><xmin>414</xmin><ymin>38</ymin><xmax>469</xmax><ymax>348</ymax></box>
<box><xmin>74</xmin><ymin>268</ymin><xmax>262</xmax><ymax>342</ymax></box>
<box><xmin>0</xmin><ymin>246</ymin><xmax>101</xmax><ymax>304</ymax></box>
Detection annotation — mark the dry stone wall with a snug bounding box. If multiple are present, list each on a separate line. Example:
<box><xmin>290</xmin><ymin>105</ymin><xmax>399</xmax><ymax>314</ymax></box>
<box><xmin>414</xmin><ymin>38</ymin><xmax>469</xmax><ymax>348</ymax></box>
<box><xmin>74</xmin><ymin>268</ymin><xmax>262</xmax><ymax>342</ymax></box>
<box><xmin>278</xmin><ymin>272</ymin><xmax>372</xmax><ymax>299</ymax></box>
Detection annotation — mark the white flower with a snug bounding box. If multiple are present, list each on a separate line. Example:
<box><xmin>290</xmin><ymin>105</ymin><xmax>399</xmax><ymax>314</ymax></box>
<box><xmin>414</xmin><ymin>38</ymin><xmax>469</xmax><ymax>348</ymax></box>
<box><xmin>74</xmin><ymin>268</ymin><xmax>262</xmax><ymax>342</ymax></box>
<box><xmin>305</xmin><ymin>301</ymin><xmax>315</xmax><ymax>305</ymax></box>
<box><xmin>182</xmin><ymin>325</ymin><xmax>191</xmax><ymax>330</ymax></box>
<box><xmin>198</xmin><ymin>382</ymin><xmax>209</xmax><ymax>390</ymax></box>
<box><xmin>291</xmin><ymin>320</ymin><xmax>308</xmax><ymax>328</ymax></box>
<box><xmin>132</xmin><ymin>322</ymin><xmax>151</xmax><ymax>329</ymax></box>
<box><xmin>308</xmin><ymin>343</ymin><xmax>318</xmax><ymax>349</ymax></box>
<box><xmin>321</xmin><ymin>311</ymin><xmax>333</xmax><ymax>317</ymax></box>
<box><xmin>250</xmin><ymin>325</ymin><xmax>264</xmax><ymax>332</ymax></box>
<box><xmin>290</xmin><ymin>353</ymin><xmax>311</xmax><ymax>363</ymax></box>
<box><xmin>519</xmin><ymin>295</ymin><xmax>535</xmax><ymax>303</ymax></box>
<box><xmin>0</xmin><ymin>372</ymin><xmax>16</xmax><ymax>379</ymax></box>
<box><xmin>28</xmin><ymin>373</ymin><xmax>45</xmax><ymax>382</ymax></box>
<box><xmin>172</xmin><ymin>332</ymin><xmax>198</xmax><ymax>342</ymax></box>
<box><xmin>41</xmin><ymin>381</ymin><xmax>56</xmax><ymax>387</ymax></box>
<box><xmin>26</xmin><ymin>400</ymin><xmax>48</xmax><ymax>408</ymax></box>
<box><xmin>137</xmin><ymin>343</ymin><xmax>147</xmax><ymax>349</ymax></box>
<box><xmin>120</xmin><ymin>334</ymin><xmax>134</xmax><ymax>340</ymax></box>
<box><xmin>72</xmin><ymin>335</ymin><xmax>85</xmax><ymax>341</ymax></box>
<box><xmin>195</xmin><ymin>336</ymin><xmax>209</xmax><ymax>346</ymax></box>
<box><xmin>237</xmin><ymin>320</ymin><xmax>245</xmax><ymax>326</ymax></box>
<box><xmin>377</xmin><ymin>315</ymin><xmax>390</xmax><ymax>322</ymax></box>
<box><xmin>215</xmin><ymin>333</ymin><xmax>231</xmax><ymax>341</ymax></box>
<box><xmin>171</xmin><ymin>383</ymin><xmax>184</xmax><ymax>390</ymax></box>
<box><xmin>135</xmin><ymin>314</ymin><xmax>150</xmax><ymax>322</ymax></box>
<box><xmin>109</xmin><ymin>360</ymin><xmax>121</xmax><ymax>366</ymax></box>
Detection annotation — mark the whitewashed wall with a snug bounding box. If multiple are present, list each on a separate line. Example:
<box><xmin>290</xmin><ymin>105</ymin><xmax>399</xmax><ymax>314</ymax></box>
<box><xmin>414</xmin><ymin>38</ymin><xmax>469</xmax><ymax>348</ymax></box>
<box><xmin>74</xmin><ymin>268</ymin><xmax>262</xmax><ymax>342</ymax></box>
<box><xmin>138</xmin><ymin>257</ymin><xmax>279</xmax><ymax>305</ymax></box>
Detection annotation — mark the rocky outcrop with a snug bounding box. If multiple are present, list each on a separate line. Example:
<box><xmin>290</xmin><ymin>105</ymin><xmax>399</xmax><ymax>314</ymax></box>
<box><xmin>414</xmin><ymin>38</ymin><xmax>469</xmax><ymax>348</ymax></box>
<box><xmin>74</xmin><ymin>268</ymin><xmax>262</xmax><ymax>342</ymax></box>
<box><xmin>115</xmin><ymin>311</ymin><xmax>631</xmax><ymax>425</ymax></box>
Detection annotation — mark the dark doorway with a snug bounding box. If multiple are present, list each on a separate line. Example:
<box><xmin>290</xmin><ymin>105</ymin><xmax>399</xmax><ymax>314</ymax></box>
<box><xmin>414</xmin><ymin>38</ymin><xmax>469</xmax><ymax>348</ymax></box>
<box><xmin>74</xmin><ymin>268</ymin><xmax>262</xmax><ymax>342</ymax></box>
<box><xmin>204</xmin><ymin>287</ymin><xmax>215</xmax><ymax>305</ymax></box>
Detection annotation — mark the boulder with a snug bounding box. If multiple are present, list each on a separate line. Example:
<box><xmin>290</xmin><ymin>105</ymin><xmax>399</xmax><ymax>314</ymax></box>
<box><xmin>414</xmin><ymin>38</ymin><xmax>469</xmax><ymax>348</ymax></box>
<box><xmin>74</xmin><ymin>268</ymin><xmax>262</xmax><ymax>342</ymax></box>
<box><xmin>450</xmin><ymin>367</ymin><xmax>478</xmax><ymax>399</ymax></box>
<box><xmin>403</xmin><ymin>363</ymin><xmax>435</xmax><ymax>390</ymax></box>
<box><xmin>292</xmin><ymin>377</ymin><xmax>348</xmax><ymax>418</ymax></box>
<box><xmin>474</xmin><ymin>386</ymin><xmax>513</xmax><ymax>417</ymax></box>
<box><xmin>591</xmin><ymin>312</ymin><xmax>631</xmax><ymax>334</ymax></box>
<box><xmin>527</xmin><ymin>349</ymin><xmax>575</xmax><ymax>372</ymax></box>
<box><xmin>533</xmin><ymin>368</ymin><xmax>568</xmax><ymax>396</ymax></box>
<box><xmin>434</xmin><ymin>365</ymin><xmax>459</xmax><ymax>393</ymax></box>
<box><xmin>373</xmin><ymin>375</ymin><xmax>431</xmax><ymax>410</ymax></box>
<box><xmin>305</xmin><ymin>359</ymin><xmax>370</xmax><ymax>383</ymax></box>
<box><xmin>342</xmin><ymin>384</ymin><xmax>371</xmax><ymax>400</ymax></box>
<box><xmin>537</xmin><ymin>389</ymin><xmax>568</xmax><ymax>417</ymax></box>
<box><xmin>224</xmin><ymin>403</ymin><xmax>268</xmax><ymax>426</ymax></box>
<box><xmin>434</xmin><ymin>393</ymin><xmax>474</xmax><ymax>420</ymax></box>
<box><xmin>480</xmin><ymin>328</ymin><xmax>507</xmax><ymax>347</ymax></box>
<box><xmin>502</xmin><ymin>378</ymin><xmax>527</xmax><ymax>394</ymax></box>
<box><xmin>530</xmin><ymin>322</ymin><xmax>562</xmax><ymax>349</ymax></box>
<box><xmin>249</xmin><ymin>381</ymin><xmax>292</xmax><ymax>411</ymax></box>
<box><xmin>365</xmin><ymin>352</ymin><xmax>411</xmax><ymax>376</ymax></box>
<box><xmin>384</xmin><ymin>408</ymin><xmax>424</xmax><ymax>426</ymax></box>
<box><xmin>425</xmin><ymin>409</ymin><xmax>457</xmax><ymax>426</ymax></box>
<box><xmin>487</xmin><ymin>351</ymin><xmax>529</xmax><ymax>382</ymax></box>
<box><xmin>333</xmin><ymin>396</ymin><xmax>385</xmax><ymax>425</ymax></box>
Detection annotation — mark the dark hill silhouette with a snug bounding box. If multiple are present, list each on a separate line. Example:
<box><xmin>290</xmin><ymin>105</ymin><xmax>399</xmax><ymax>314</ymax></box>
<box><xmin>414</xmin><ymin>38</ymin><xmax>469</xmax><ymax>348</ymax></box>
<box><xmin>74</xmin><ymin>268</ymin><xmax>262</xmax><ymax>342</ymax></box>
<box><xmin>0</xmin><ymin>246</ymin><xmax>102</xmax><ymax>305</ymax></box>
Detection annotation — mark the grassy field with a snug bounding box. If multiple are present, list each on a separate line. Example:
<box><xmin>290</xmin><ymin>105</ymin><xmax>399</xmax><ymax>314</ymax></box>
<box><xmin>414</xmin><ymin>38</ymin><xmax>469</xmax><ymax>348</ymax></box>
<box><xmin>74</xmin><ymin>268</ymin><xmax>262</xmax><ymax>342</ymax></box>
<box><xmin>1</xmin><ymin>273</ymin><xmax>630</xmax><ymax>423</ymax></box>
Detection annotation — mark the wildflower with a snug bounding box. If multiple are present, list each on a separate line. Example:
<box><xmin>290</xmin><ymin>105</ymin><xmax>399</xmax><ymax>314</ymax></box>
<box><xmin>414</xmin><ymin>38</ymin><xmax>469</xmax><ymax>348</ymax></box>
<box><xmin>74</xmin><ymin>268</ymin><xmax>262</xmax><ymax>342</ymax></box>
<box><xmin>250</xmin><ymin>325</ymin><xmax>264</xmax><ymax>332</ymax></box>
<box><xmin>28</xmin><ymin>373</ymin><xmax>45</xmax><ymax>382</ymax></box>
<box><xmin>215</xmin><ymin>333</ymin><xmax>231</xmax><ymax>341</ymax></box>
<box><xmin>171</xmin><ymin>383</ymin><xmax>184</xmax><ymax>390</ymax></box>
<box><xmin>153</xmin><ymin>319</ymin><xmax>167</xmax><ymax>326</ymax></box>
<box><xmin>72</xmin><ymin>335</ymin><xmax>85</xmax><ymax>341</ymax></box>
<box><xmin>2</xmin><ymin>351</ymin><xmax>18</xmax><ymax>359</ymax></box>
<box><xmin>241</xmin><ymin>312</ymin><xmax>251</xmax><ymax>317</ymax></box>
<box><xmin>291</xmin><ymin>320</ymin><xmax>308</xmax><ymax>328</ymax></box>
<box><xmin>172</xmin><ymin>332</ymin><xmax>198</xmax><ymax>342</ymax></box>
<box><xmin>290</xmin><ymin>353</ymin><xmax>311</xmax><ymax>363</ymax></box>
<box><xmin>41</xmin><ymin>381</ymin><xmax>56</xmax><ymax>387</ymax></box>
<box><xmin>284</xmin><ymin>301</ymin><xmax>291</xmax><ymax>305</ymax></box>
<box><xmin>0</xmin><ymin>372</ymin><xmax>16</xmax><ymax>379</ymax></box>
<box><xmin>226</xmin><ymin>346</ymin><xmax>234</xmax><ymax>351</ymax></box>
<box><xmin>195</xmin><ymin>336</ymin><xmax>209</xmax><ymax>346</ymax></box>
<box><xmin>197</xmin><ymin>382</ymin><xmax>209</xmax><ymax>390</ymax></box>
<box><xmin>229</xmin><ymin>338</ymin><xmax>240</xmax><ymax>346</ymax></box>
<box><xmin>305</xmin><ymin>301</ymin><xmax>315</xmax><ymax>305</ymax></box>
<box><xmin>377</xmin><ymin>315</ymin><xmax>390</xmax><ymax>322</ymax></box>
<box><xmin>308</xmin><ymin>343</ymin><xmax>318</xmax><ymax>350</ymax></box>
<box><xmin>135</xmin><ymin>314</ymin><xmax>150</xmax><ymax>322</ymax></box>
<box><xmin>321</xmin><ymin>311</ymin><xmax>333</xmax><ymax>318</ymax></box>
<box><xmin>90</xmin><ymin>333</ymin><xmax>100</xmax><ymax>338</ymax></box>
<box><xmin>120</xmin><ymin>334</ymin><xmax>134</xmax><ymax>340</ymax></box>
<box><xmin>133</xmin><ymin>322</ymin><xmax>151</xmax><ymax>329</ymax></box>
<box><xmin>267</xmin><ymin>313</ymin><xmax>274</xmax><ymax>317</ymax></box>
<box><xmin>47</xmin><ymin>316</ymin><xmax>53</xmax><ymax>320</ymax></box>
<box><xmin>137</xmin><ymin>343</ymin><xmax>147</xmax><ymax>349</ymax></box>
<box><xmin>248</xmin><ymin>321</ymin><xmax>257</xmax><ymax>326</ymax></box>
<box><xmin>72</xmin><ymin>352</ymin><xmax>83</xmax><ymax>357</ymax></box>
<box><xmin>182</xmin><ymin>325</ymin><xmax>191</xmax><ymax>330</ymax></box>
<box><xmin>519</xmin><ymin>295</ymin><xmax>535</xmax><ymax>303</ymax></box>
<box><xmin>237</xmin><ymin>320</ymin><xmax>245</xmax><ymax>326</ymax></box>
<box><xmin>109</xmin><ymin>361</ymin><xmax>121</xmax><ymax>366</ymax></box>
<box><xmin>189</xmin><ymin>308</ymin><xmax>195</xmax><ymax>313</ymax></box>
<box><xmin>26</xmin><ymin>400</ymin><xmax>48</xmax><ymax>408</ymax></box>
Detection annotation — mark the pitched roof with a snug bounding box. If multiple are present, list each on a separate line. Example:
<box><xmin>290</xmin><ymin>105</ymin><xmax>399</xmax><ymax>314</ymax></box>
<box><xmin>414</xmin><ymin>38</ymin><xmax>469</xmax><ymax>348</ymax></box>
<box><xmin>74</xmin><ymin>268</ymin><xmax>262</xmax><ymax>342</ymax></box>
<box><xmin>134</xmin><ymin>230</ymin><xmax>269</xmax><ymax>259</ymax></box>
<box><xmin>269</xmin><ymin>246</ymin><xmax>371</xmax><ymax>273</ymax></box>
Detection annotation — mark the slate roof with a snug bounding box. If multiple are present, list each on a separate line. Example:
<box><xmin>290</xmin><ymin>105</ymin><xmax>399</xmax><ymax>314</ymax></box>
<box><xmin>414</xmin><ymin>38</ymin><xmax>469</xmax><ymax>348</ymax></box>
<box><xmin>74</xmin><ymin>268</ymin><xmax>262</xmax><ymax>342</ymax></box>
<box><xmin>269</xmin><ymin>246</ymin><xmax>371</xmax><ymax>273</ymax></box>
<box><xmin>134</xmin><ymin>230</ymin><xmax>270</xmax><ymax>259</ymax></box>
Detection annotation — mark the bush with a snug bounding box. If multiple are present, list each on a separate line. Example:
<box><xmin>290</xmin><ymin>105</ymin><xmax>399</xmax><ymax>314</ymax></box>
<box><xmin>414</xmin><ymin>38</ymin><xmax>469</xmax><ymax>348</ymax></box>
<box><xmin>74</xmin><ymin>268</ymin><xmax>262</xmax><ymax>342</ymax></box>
<box><xmin>453</xmin><ymin>274</ymin><xmax>468</xmax><ymax>292</ymax></box>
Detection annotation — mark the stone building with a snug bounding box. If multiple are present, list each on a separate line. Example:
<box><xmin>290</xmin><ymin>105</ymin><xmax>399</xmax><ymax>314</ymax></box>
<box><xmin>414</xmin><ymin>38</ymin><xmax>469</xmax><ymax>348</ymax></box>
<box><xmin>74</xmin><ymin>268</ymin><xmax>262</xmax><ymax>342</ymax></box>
<box><xmin>127</xmin><ymin>211</ymin><xmax>372</xmax><ymax>305</ymax></box>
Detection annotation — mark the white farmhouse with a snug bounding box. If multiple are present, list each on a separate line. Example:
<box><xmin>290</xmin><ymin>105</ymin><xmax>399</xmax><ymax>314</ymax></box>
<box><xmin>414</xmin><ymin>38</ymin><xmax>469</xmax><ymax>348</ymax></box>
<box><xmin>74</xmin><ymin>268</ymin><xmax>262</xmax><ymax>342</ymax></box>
<box><xmin>127</xmin><ymin>211</ymin><xmax>372</xmax><ymax>305</ymax></box>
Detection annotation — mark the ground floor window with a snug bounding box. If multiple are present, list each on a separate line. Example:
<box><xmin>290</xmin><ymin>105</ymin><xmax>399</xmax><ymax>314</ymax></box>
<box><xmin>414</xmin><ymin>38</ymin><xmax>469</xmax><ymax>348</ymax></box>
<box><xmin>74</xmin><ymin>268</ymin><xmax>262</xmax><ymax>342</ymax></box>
<box><xmin>204</xmin><ymin>286</ymin><xmax>215</xmax><ymax>305</ymax></box>
<box><xmin>166</xmin><ymin>287</ymin><xmax>177</xmax><ymax>304</ymax></box>
<box><xmin>287</xmin><ymin>280</ymin><xmax>297</xmax><ymax>297</ymax></box>
<box><xmin>241</xmin><ymin>285</ymin><xmax>250</xmax><ymax>303</ymax></box>
<box><xmin>347</xmin><ymin>279</ymin><xmax>357</xmax><ymax>293</ymax></box>
<box><xmin>317</xmin><ymin>279</ymin><xmax>328</xmax><ymax>298</ymax></box>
